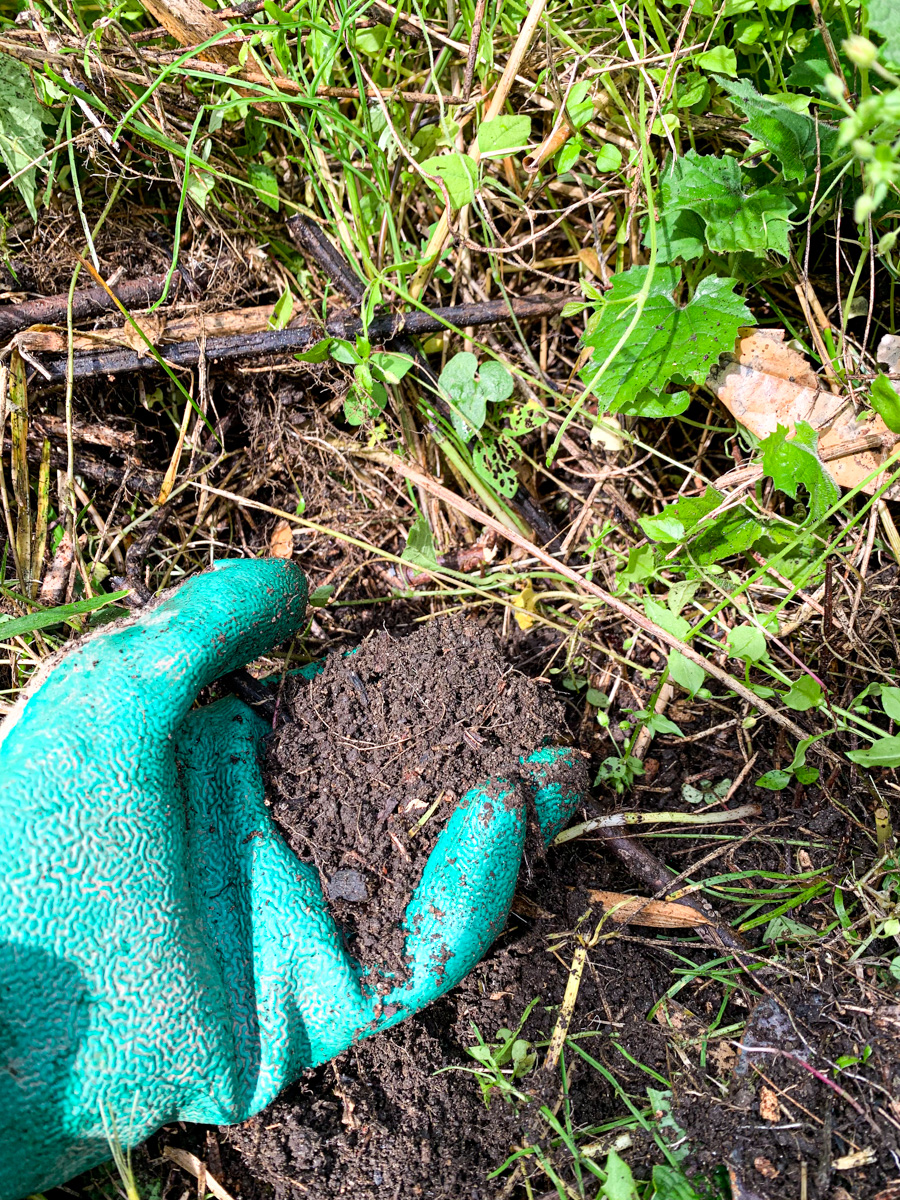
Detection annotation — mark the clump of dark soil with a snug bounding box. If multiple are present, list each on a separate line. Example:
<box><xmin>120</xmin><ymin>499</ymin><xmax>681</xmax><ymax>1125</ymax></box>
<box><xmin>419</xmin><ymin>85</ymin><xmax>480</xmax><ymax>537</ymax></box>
<box><xmin>263</xmin><ymin>616</ymin><xmax>566</xmax><ymax>980</ymax></box>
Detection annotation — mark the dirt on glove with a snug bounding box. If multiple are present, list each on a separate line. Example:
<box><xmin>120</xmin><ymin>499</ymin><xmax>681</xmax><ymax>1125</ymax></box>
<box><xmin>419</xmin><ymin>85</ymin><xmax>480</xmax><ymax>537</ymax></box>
<box><xmin>263</xmin><ymin>614</ymin><xmax>567</xmax><ymax>983</ymax></box>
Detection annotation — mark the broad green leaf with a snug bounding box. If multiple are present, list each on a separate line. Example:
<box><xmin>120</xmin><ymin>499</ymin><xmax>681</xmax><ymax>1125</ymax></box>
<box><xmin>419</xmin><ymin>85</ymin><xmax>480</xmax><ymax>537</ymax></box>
<box><xmin>505</xmin><ymin>401</ymin><xmax>548</xmax><ymax>437</ymax></box>
<box><xmin>847</xmin><ymin>735</ymin><xmax>900</xmax><ymax>768</ymax></box>
<box><xmin>308</xmin><ymin>584</ymin><xmax>334</xmax><ymax>607</ymax></box>
<box><xmin>756</xmin><ymin>769</ymin><xmax>792</xmax><ymax>790</ymax></box>
<box><xmin>420</xmin><ymin>153</ymin><xmax>478</xmax><ymax>209</ymax></box>
<box><xmin>440</xmin><ymin>353</ymin><xmax>514</xmax><ymax>439</ymax></box>
<box><xmin>0</xmin><ymin>52</ymin><xmax>47</xmax><ymax>220</ymax></box>
<box><xmin>247</xmin><ymin>162</ymin><xmax>279</xmax><ymax>211</ymax></box>
<box><xmin>0</xmin><ymin>589</ymin><xmax>130</xmax><ymax>641</ymax></box>
<box><xmin>868</xmin><ymin>0</ymin><xmax>900</xmax><ymax>66</ymax></box>
<box><xmin>371</xmin><ymin>352</ymin><xmax>414</xmax><ymax>384</ymax></box>
<box><xmin>668</xmin><ymin>648</ymin><xmax>705</xmax><ymax>696</ymax></box>
<box><xmin>343</xmin><ymin>381</ymin><xmax>388</xmax><ymax>425</ymax></box>
<box><xmin>695</xmin><ymin>45</ymin><xmax>737</xmax><ymax>76</ymax></box>
<box><xmin>658</xmin><ymin>151</ymin><xmax>795</xmax><ymax>256</ymax></box>
<box><xmin>617</xmin><ymin>545</ymin><xmax>656</xmax><ymax>587</ymax></box>
<box><xmin>869</xmin><ymin>373</ymin><xmax>900</xmax><ymax>433</ymax></box>
<box><xmin>595</xmin><ymin>143</ymin><xmax>622</xmax><ymax>171</ymax></box>
<box><xmin>647</xmin><ymin>712</ymin><xmax>684</xmax><ymax>738</ymax></box>
<box><xmin>640</xmin><ymin>515</ymin><xmax>685</xmax><ymax>542</ymax></box>
<box><xmin>566</xmin><ymin>80</ymin><xmax>595</xmax><ymax>130</ymax></box>
<box><xmin>783</xmin><ymin>674</ymin><xmax>823</xmax><ymax>711</ymax></box>
<box><xmin>580</xmin><ymin>266</ymin><xmax>753</xmax><ymax>411</ymax></box>
<box><xmin>716</xmin><ymin>76</ymin><xmax>838</xmax><ymax>181</ymax></box>
<box><xmin>650</xmin><ymin>1163</ymin><xmax>704</xmax><ymax>1200</ymax></box>
<box><xmin>268</xmin><ymin>285</ymin><xmax>294</xmax><ymax>330</ymax></box>
<box><xmin>881</xmin><ymin>687</ymin><xmax>900</xmax><ymax>721</ymax></box>
<box><xmin>644</xmin><ymin>597</ymin><xmax>690</xmax><ymax>639</ymax></box>
<box><xmin>601</xmin><ymin>1149</ymin><xmax>638</xmax><ymax>1200</ymax></box>
<box><xmin>728</xmin><ymin>623</ymin><xmax>768</xmax><ymax>662</ymax></box>
<box><xmin>295</xmin><ymin>338</ymin><xmax>332</xmax><ymax>363</ymax></box>
<box><xmin>646</xmin><ymin>486</ymin><xmax>763</xmax><ymax>564</ymax></box>
<box><xmin>614</xmin><ymin>388</ymin><xmax>691</xmax><ymax>418</ymax></box>
<box><xmin>556</xmin><ymin>136</ymin><xmax>582</xmax><ymax>173</ymax></box>
<box><xmin>759</xmin><ymin>421</ymin><xmax>839</xmax><ymax>523</ymax></box>
<box><xmin>401</xmin><ymin>514</ymin><xmax>438</xmax><ymax>570</ymax></box>
<box><xmin>655</xmin><ymin>207</ymin><xmax>706</xmax><ymax>263</ymax></box>
<box><xmin>477</xmin><ymin>115</ymin><xmax>532</xmax><ymax>157</ymax></box>
<box><xmin>355</xmin><ymin>23</ymin><xmax>388</xmax><ymax>53</ymax></box>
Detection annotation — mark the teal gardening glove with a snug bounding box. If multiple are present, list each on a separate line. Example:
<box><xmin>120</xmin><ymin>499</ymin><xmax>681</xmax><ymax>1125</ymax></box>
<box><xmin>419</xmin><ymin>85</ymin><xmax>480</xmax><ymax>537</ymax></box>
<box><xmin>0</xmin><ymin>559</ymin><xmax>583</xmax><ymax>1198</ymax></box>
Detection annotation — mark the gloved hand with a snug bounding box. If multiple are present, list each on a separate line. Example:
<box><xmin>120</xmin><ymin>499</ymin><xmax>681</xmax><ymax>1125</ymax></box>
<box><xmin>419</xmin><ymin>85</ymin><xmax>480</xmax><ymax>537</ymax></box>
<box><xmin>0</xmin><ymin>559</ymin><xmax>584</xmax><ymax>1199</ymax></box>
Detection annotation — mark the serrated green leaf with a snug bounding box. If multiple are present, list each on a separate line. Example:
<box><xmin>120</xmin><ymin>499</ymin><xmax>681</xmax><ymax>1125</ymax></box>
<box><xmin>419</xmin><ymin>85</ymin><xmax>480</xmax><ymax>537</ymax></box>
<box><xmin>402</xmin><ymin>514</ymin><xmax>438</xmax><ymax>570</ymax></box>
<box><xmin>759</xmin><ymin>420</ymin><xmax>839</xmax><ymax>523</ymax></box>
<box><xmin>868</xmin><ymin>0</ymin><xmax>900</xmax><ymax>66</ymax></box>
<box><xmin>655</xmin><ymin>207</ymin><xmax>707</xmax><ymax>264</ymax></box>
<box><xmin>420</xmin><ymin>153</ymin><xmax>478</xmax><ymax>209</ymax></box>
<box><xmin>477</xmin><ymin>114</ymin><xmax>532</xmax><ymax>156</ymax></box>
<box><xmin>847</xmin><ymin>735</ymin><xmax>900</xmax><ymax>768</ymax></box>
<box><xmin>644</xmin><ymin>486</ymin><xmax>763</xmax><ymax>564</ymax></box>
<box><xmin>658</xmin><ymin>151</ymin><xmax>795</xmax><ymax>256</ymax></box>
<box><xmin>0</xmin><ymin>53</ymin><xmax>47</xmax><ymax>221</ymax></box>
<box><xmin>869</xmin><ymin>373</ymin><xmax>900</xmax><ymax>433</ymax></box>
<box><xmin>717</xmin><ymin>76</ymin><xmax>837</xmax><ymax>181</ymax></box>
<box><xmin>247</xmin><ymin>161</ymin><xmax>280</xmax><ymax>211</ymax></box>
<box><xmin>580</xmin><ymin>266</ymin><xmax>752</xmax><ymax>412</ymax></box>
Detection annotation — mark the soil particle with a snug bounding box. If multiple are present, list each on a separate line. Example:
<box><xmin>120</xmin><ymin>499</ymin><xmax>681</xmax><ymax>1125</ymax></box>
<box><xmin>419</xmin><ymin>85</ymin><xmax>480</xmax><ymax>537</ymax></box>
<box><xmin>264</xmin><ymin>615</ymin><xmax>565</xmax><ymax>981</ymax></box>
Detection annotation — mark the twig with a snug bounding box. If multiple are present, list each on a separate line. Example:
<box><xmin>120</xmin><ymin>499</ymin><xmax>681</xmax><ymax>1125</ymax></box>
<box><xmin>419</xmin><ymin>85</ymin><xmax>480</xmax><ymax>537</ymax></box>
<box><xmin>0</xmin><ymin>272</ymin><xmax>182</xmax><ymax>340</ymax></box>
<box><xmin>462</xmin><ymin>0</ymin><xmax>487</xmax><ymax>102</ymax></box>
<box><xmin>29</xmin><ymin>294</ymin><xmax>575</xmax><ymax>385</ymax></box>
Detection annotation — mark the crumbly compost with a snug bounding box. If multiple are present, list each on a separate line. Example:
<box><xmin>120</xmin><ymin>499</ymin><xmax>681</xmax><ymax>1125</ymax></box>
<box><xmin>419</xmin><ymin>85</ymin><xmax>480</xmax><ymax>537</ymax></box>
<box><xmin>263</xmin><ymin>615</ymin><xmax>566</xmax><ymax>980</ymax></box>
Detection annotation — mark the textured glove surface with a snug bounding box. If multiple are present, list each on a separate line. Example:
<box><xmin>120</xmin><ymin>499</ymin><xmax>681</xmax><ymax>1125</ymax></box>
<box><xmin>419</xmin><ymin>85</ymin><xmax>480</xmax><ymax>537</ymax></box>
<box><xmin>0</xmin><ymin>560</ymin><xmax>583</xmax><ymax>1198</ymax></box>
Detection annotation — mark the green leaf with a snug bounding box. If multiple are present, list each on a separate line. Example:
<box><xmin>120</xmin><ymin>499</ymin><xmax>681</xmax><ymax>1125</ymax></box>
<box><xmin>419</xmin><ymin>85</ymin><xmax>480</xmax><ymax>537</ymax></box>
<box><xmin>617</xmin><ymin>545</ymin><xmax>656</xmax><ymax>587</ymax></box>
<box><xmin>759</xmin><ymin>421</ymin><xmax>839</xmax><ymax>523</ymax></box>
<box><xmin>716</xmin><ymin>76</ymin><xmax>837</xmax><ymax>181</ymax></box>
<box><xmin>756</xmin><ymin>769</ymin><xmax>792</xmax><ymax>790</ymax></box>
<box><xmin>881</xmin><ymin>687</ymin><xmax>900</xmax><ymax>720</ymax></box>
<box><xmin>247</xmin><ymin>162</ymin><xmax>279</xmax><ymax>211</ymax></box>
<box><xmin>440</xmin><ymin>353</ymin><xmax>514</xmax><ymax>439</ymax></box>
<box><xmin>0</xmin><ymin>52</ymin><xmax>47</xmax><ymax>221</ymax></box>
<box><xmin>505</xmin><ymin>401</ymin><xmax>548</xmax><ymax>436</ymax></box>
<box><xmin>644</xmin><ymin>597</ymin><xmax>690</xmax><ymax>639</ymax></box>
<box><xmin>566</xmin><ymin>80</ymin><xmax>595</xmax><ymax>130</ymax></box>
<box><xmin>308</xmin><ymin>584</ymin><xmax>334</xmax><ymax>607</ymax></box>
<box><xmin>695</xmin><ymin>45</ymin><xmax>738</xmax><ymax>76</ymax></box>
<box><xmin>601</xmin><ymin>1149</ymin><xmax>639</xmax><ymax>1200</ymax></box>
<box><xmin>658</xmin><ymin>151</ymin><xmax>795</xmax><ymax>256</ymax></box>
<box><xmin>847</xmin><ymin>735</ymin><xmax>900</xmax><ymax>768</ymax></box>
<box><xmin>655</xmin><ymin>207</ymin><xmax>706</xmax><ymax>264</ymax></box>
<box><xmin>268</xmin><ymin>285</ymin><xmax>294</xmax><ymax>330</ymax></box>
<box><xmin>640</xmin><ymin>515</ymin><xmax>685</xmax><ymax>542</ymax></box>
<box><xmin>477</xmin><ymin>114</ymin><xmax>532</xmax><ymax>157</ymax></box>
<box><xmin>371</xmin><ymin>352</ymin><xmax>414</xmax><ymax>385</ymax></box>
<box><xmin>595</xmin><ymin>143</ymin><xmax>622</xmax><ymax>171</ymax></box>
<box><xmin>401</xmin><ymin>514</ymin><xmax>438</xmax><ymax>570</ymax></box>
<box><xmin>580</xmin><ymin>266</ymin><xmax>752</xmax><ymax>412</ymax></box>
<box><xmin>728</xmin><ymin>623</ymin><xmax>768</xmax><ymax>662</ymax></box>
<box><xmin>355</xmin><ymin>22</ymin><xmax>388</xmax><ymax>53</ymax></box>
<box><xmin>0</xmin><ymin>589</ymin><xmax>130</xmax><ymax>641</ymax></box>
<box><xmin>473</xmin><ymin>437</ymin><xmax>518</xmax><ymax>498</ymax></box>
<box><xmin>555</xmin><ymin>136</ymin><xmax>582</xmax><ymax>173</ymax></box>
<box><xmin>646</xmin><ymin>487</ymin><xmax>763</xmax><ymax>564</ymax></box>
<box><xmin>783</xmin><ymin>674</ymin><xmax>823</xmax><ymax>711</ymax></box>
<box><xmin>615</xmin><ymin>388</ymin><xmax>691</xmax><ymax>418</ymax></box>
<box><xmin>294</xmin><ymin>338</ymin><xmax>332</xmax><ymax>364</ymax></box>
<box><xmin>646</xmin><ymin>712</ymin><xmax>684</xmax><ymax>738</ymax></box>
<box><xmin>868</xmin><ymin>0</ymin><xmax>900</xmax><ymax>67</ymax></box>
<box><xmin>343</xmin><ymin>381</ymin><xmax>388</xmax><ymax>426</ymax></box>
<box><xmin>650</xmin><ymin>1163</ymin><xmax>704</xmax><ymax>1200</ymax></box>
<box><xmin>668</xmin><ymin>648</ymin><xmax>705</xmax><ymax>696</ymax></box>
<box><xmin>420</xmin><ymin>153</ymin><xmax>478</xmax><ymax>209</ymax></box>
<box><xmin>869</xmin><ymin>374</ymin><xmax>900</xmax><ymax>433</ymax></box>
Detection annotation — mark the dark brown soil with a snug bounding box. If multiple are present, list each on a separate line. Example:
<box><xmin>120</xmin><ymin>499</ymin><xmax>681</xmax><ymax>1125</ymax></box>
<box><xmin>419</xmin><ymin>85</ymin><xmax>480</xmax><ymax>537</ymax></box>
<box><xmin>263</xmin><ymin>616</ymin><xmax>565</xmax><ymax>981</ymax></box>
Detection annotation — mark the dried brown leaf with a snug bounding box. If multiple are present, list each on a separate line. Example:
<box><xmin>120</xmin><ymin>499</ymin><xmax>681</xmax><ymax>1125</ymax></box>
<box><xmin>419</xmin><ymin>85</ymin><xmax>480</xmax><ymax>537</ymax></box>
<box><xmin>758</xmin><ymin>1084</ymin><xmax>780</xmax><ymax>1123</ymax></box>
<box><xmin>588</xmin><ymin>888</ymin><xmax>712</xmax><ymax>928</ymax></box>
<box><xmin>268</xmin><ymin>519</ymin><xmax>294</xmax><ymax>559</ymax></box>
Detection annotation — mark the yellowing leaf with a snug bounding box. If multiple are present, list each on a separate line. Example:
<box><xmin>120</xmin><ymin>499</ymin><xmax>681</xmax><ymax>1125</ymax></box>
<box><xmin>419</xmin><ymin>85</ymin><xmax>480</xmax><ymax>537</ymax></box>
<box><xmin>513</xmin><ymin>582</ymin><xmax>538</xmax><ymax>630</ymax></box>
